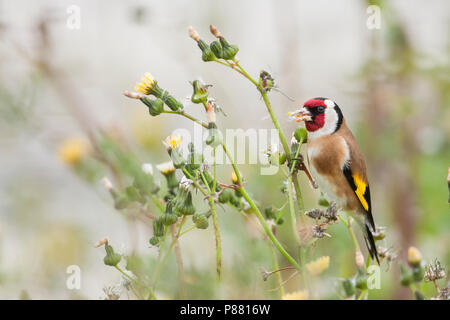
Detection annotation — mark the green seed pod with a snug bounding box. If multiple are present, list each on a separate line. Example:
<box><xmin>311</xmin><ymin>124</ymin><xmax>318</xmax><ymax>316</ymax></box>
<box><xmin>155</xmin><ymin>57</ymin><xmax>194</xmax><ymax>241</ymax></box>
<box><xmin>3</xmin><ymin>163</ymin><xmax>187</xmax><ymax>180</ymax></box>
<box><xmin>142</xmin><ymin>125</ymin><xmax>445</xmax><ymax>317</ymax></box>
<box><xmin>355</xmin><ymin>268</ymin><xmax>368</xmax><ymax>290</ymax></box>
<box><xmin>294</xmin><ymin>127</ymin><xmax>308</xmax><ymax>144</ymax></box>
<box><xmin>185</xmin><ymin>143</ymin><xmax>203</xmax><ymax>174</ymax></box>
<box><xmin>219</xmin><ymin>37</ymin><xmax>238</xmax><ymax>60</ymax></box>
<box><xmin>342</xmin><ymin>279</ymin><xmax>356</xmax><ymax>297</ymax></box>
<box><xmin>206</xmin><ymin>122</ymin><xmax>223</xmax><ymax>148</ymax></box>
<box><xmin>412</xmin><ymin>265</ymin><xmax>425</xmax><ymax>282</ymax></box>
<box><xmin>229</xmin><ymin>192</ymin><xmax>241</xmax><ymax>208</ymax></box>
<box><xmin>414</xmin><ymin>290</ymin><xmax>426</xmax><ymax>300</ymax></box>
<box><xmin>191</xmin><ymin>80</ymin><xmax>209</xmax><ymax>104</ymax></box>
<box><xmin>125</xmin><ymin>186</ymin><xmax>145</xmax><ymax>203</ymax></box>
<box><xmin>278</xmin><ymin>152</ymin><xmax>287</xmax><ymax>165</ymax></box>
<box><xmin>104</xmin><ymin>244</ymin><xmax>121</xmax><ymax>267</ymax></box>
<box><xmin>197</xmin><ymin>40</ymin><xmax>216</xmax><ymax>62</ymax></box>
<box><xmin>149</xmin><ymin>236</ymin><xmax>159</xmax><ymax>246</ymax></box>
<box><xmin>218</xmin><ymin>188</ymin><xmax>232</xmax><ymax>204</ymax></box>
<box><xmin>140</xmin><ymin>96</ymin><xmax>164</xmax><ymax>116</ymax></box>
<box><xmin>193</xmin><ymin>213</ymin><xmax>209</xmax><ymax>229</ymax></box>
<box><xmin>147</xmin><ymin>85</ymin><xmax>183</xmax><ymax>111</ymax></box>
<box><xmin>169</xmin><ymin>148</ymin><xmax>186</xmax><ymax>169</ymax></box>
<box><xmin>160</xmin><ymin>202</ymin><xmax>178</xmax><ymax>226</ymax></box>
<box><xmin>164</xmin><ymin>171</ymin><xmax>179</xmax><ymax>190</ymax></box>
<box><xmin>153</xmin><ymin>219</ymin><xmax>164</xmax><ymax>237</ymax></box>
<box><xmin>318</xmin><ymin>193</ymin><xmax>330</xmax><ymax>207</ymax></box>
<box><xmin>174</xmin><ymin>189</ymin><xmax>196</xmax><ymax>216</ymax></box>
<box><xmin>400</xmin><ymin>263</ymin><xmax>413</xmax><ymax>287</ymax></box>
<box><xmin>114</xmin><ymin>195</ymin><xmax>129</xmax><ymax>210</ymax></box>
<box><xmin>210</xmin><ymin>40</ymin><xmax>223</xmax><ymax>59</ymax></box>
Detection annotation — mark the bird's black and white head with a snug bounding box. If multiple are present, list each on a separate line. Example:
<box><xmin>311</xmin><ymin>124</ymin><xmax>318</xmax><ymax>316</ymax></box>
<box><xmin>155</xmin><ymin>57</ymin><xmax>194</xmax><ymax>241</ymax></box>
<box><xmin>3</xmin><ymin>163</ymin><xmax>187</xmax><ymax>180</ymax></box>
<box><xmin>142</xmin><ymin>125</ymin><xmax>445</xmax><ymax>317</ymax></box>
<box><xmin>290</xmin><ymin>97</ymin><xmax>343</xmax><ymax>140</ymax></box>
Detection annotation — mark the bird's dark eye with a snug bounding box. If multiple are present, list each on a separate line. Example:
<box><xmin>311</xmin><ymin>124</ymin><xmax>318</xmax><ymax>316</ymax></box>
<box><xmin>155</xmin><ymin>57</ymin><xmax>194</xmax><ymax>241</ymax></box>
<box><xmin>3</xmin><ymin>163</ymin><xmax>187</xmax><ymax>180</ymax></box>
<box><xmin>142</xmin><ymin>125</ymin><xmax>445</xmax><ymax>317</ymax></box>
<box><xmin>317</xmin><ymin>106</ymin><xmax>325</xmax><ymax>113</ymax></box>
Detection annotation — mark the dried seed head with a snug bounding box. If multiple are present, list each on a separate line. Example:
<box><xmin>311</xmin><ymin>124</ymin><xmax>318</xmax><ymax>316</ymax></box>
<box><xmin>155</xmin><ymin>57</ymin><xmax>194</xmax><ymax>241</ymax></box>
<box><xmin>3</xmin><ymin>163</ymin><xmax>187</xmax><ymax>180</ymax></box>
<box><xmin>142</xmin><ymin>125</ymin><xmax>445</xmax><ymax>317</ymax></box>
<box><xmin>324</xmin><ymin>201</ymin><xmax>338</xmax><ymax>223</ymax></box>
<box><xmin>424</xmin><ymin>259</ymin><xmax>446</xmax><ymax>282</ymax></box>
<box><xmin>188</xmin><ymin>26</ymin><xmax>200</xmax><ymax>41</ymax></box>
<box><xmin>141</xmin><ymin>163</ymin><xmax>153</xmax><ymax>175</ymax></box>
<box><xmin>313</xmin><ymin>224</ymin><xmax>331</xmax><ymax>238</ymax></box>
<box><xmin>209</xmin><ymin>24</ymin><xmax>222</xmax><ymax>38</ymax></box>
<box><xmin>436</xmin><ymin>286</ymin><xmax>450</xmax><ymax>300</ymax></box>
<box><xmin>305</xmin><ymin>208</ymin><xmax>324</xmax><ymax>220</ymax></box>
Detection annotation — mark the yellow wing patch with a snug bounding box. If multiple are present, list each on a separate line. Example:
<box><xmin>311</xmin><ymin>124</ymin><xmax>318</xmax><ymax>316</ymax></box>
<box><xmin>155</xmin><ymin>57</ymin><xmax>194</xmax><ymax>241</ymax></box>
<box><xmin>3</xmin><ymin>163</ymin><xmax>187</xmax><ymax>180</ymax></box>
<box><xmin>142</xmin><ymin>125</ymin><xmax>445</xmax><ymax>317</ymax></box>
<box><xmin>352</xmin><ymin>174</ymin><xmax>369</xmax><ymax>211</ymax></box>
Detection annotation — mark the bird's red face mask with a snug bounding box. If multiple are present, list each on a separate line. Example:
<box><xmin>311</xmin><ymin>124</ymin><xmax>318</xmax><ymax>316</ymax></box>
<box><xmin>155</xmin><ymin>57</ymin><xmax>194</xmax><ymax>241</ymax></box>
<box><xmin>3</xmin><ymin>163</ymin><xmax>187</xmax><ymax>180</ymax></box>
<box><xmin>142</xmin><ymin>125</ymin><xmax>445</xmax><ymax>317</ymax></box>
<box><xmin>290</xmin><ymin>98</ymin><xmax>327</xmax><ymax>132</ymax></box>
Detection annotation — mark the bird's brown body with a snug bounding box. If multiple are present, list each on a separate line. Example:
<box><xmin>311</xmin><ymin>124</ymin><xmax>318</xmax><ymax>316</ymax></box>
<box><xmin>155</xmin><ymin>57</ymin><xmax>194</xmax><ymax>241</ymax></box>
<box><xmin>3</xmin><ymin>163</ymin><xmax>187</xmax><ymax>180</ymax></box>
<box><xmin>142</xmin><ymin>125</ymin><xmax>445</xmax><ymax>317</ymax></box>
<box><xmin>291</xmin><ymin>97</ymin><xmax>379</xmax><ymax>263</ymax></box>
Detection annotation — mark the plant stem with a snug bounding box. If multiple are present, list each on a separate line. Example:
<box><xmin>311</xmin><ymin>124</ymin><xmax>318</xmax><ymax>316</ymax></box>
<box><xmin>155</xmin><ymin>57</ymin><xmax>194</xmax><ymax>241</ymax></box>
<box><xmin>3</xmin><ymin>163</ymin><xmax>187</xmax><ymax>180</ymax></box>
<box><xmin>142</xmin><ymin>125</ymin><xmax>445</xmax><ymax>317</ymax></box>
<box><xmin>237</xmin><ymin>186</ymin><xmax>300</xmax><ymax>270</ymax></box>
<box><xmin>200</xmin><ymin>170</ymin><xmax>222</xmax><ymax>281</ymax></box>
<box><xmin>171</xmin><ymin>224</ymin><xmax>187</xmax><ymax>299</ymax></box>
<box><xmin>269</xmin><ymin>243</ymin><xmax>285</xmax><ymax>299</ymax></box>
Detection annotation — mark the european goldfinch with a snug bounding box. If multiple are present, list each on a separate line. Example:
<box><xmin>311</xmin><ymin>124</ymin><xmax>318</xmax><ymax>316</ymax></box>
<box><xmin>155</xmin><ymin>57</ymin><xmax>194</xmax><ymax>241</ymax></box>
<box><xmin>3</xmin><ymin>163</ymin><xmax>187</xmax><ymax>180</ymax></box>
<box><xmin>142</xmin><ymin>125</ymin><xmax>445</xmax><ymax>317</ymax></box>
<box><xmin>290</xmin><ymin>97</ymin><xmax>379</xmax><ymax>263</ymax></box>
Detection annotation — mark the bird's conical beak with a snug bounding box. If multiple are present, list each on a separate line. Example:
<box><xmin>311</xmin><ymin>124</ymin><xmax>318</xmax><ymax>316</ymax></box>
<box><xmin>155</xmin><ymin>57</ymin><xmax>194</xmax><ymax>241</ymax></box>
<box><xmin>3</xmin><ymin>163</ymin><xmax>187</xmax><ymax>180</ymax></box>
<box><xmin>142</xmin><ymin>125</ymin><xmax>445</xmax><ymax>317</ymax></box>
<box><xmin>288</xmin><ymin>107</ymin><xmax>312</xmax><ymax>122</ymax></box>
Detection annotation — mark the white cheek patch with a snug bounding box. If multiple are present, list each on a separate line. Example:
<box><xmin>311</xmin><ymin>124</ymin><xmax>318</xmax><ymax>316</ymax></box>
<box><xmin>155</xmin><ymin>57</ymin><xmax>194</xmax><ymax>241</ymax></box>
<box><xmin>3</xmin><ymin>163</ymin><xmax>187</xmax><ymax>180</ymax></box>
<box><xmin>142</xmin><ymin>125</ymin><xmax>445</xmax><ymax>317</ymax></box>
<box><xmin>308</xmin><ymin>101</ymin><xmax>339</xmax><ymax>140</ymax></box>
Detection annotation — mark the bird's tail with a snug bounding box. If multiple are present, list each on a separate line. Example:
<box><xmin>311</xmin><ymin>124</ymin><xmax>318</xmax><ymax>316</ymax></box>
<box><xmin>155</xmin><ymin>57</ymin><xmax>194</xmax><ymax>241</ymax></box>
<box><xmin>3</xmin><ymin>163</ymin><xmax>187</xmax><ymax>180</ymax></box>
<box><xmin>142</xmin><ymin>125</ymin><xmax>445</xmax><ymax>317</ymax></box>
<box><xmin>362</xmin><ymin>222</ymin><xmax>380</xmax><ymax>265</ymax></box>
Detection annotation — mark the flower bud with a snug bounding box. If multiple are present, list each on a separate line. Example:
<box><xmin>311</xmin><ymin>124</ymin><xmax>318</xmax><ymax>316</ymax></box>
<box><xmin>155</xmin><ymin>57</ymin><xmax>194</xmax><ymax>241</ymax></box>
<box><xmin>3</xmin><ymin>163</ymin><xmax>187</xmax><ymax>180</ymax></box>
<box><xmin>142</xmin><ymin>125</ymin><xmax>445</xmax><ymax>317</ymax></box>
<box><xmin>140</xmin><ymin>96</ymin><xmax>164</xmax><ymax>116</ymax></box>
<box><xmin>414</xmin><ymin>290</ymin><xmax>426</xmax><ymax>300</ymax></box>
<box><xmin>210</xmin><ymin>41</ymin><xmax>223</xmax><ymax>59</ymax></box>
<box><xmin>191</xmin><ymin>80</ymin><xmax>209</xmax><ymax>104</ymax></box>
<box><xmin>355</xmin><ymin>268</ymin><xmax>368</xmax><ymax>290</ymax></box>
<box><xmin>400</xmin><ymin>263</ymin><xmax>413</xmax><ymax>287</ymax></box>
<box><xmin>407</xmin><ymin>246</ymin><xmax>422</xmax><ymax>267</ymax></box>
<box><xmin>104</xmin><ymin>243</ymin><xmax>121</xmax><ymax>267</ymax></box>
<box><xmin>125</xmin><ymin>185</ymin><xmax>145</xmax><ymax>204</ymax></box>
<box><xmin>156</xmin><ymin>161</ymin><xmax>179</xmax><ymax>190</ymax></box>
<box><xmin>185</xmin><ymin>143</ymin><xmax>203</xmax><ymax>174</ymax></box>
<box><xmin>412</xmin><ymin>265</ymin><xmax>425</xmax><ymax>282</ymax></box>
<box><xmin>174</xmin><ymin>182</ymin><xmax>196</xmax><ymax>216</ymax></box>
<box><xmin>219</xmin><ymin>37</ymin><xmax>239</xmax><ymax>60</ymax></box>
<box><xmin>264</xmin><ymin>205</ymin><xmax>284</xmax><ymax>225</ymax></box>
<box><xmin>149</xmin><ymin>236</ymin><xmax>159</xmax><ymax>246</ymax></box>
<box><xmin>160</xmin><ymin>201</ymin><xmax>178</xmax><ymax>226</ymax></box>
<box><xmin>342</xmin><ymin>279</ymin><xmax>356</xmax><ymax>297</ymax></box>
<box><xmin>294</xmin><ymin>127</ymin><xmax>308</xmax><ymax>144</ymax></box>
<box><xmin>153</xmin><ymin>219</ymin><xmax>164</xmax><ymax>237</ymax></box>
<box><xmin>206</xmin><ymin>122</ymin><xmax>223</xmax><ymax>148</ymax></box>
<box><xmin>114</xmin><ymin>195</ymin><xmax>129</xmax><ymax>210</ymax></box>
<box><xmin>135</xmin><ymin>73</ymin><xmax>183</xmax><ymax>111</ymax></box>
<box><xmin>218</xmin><ymin>188</ymin><xmax>232</xmax><ymax>204</ymax></box>
<box><xmin>229</xmin><ymin>192</ymin><xmax>241</xmax><ymax>208</ymax></box>
<box><xmin>193</xmin><ymin>212</ymin><xmax>210</xmax><ymax>229</ymax></box>
<box><xmin>318</xmin><ymin>193</ymin><xmax>330</xmax><ymax>207</ymax></box>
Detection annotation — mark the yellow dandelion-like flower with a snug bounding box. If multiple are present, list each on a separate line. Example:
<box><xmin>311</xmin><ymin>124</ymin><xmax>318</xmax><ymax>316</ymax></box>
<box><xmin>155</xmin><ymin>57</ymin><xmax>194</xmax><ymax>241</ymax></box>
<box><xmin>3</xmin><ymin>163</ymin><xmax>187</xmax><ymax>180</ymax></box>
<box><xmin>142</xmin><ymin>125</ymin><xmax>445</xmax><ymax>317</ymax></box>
<box><xmin>408</xmin><ymin>246</ymin><xmax>422</xmax><ymax>266</ymax></box>
<box><xmin>135</xmin><ymin>72</ymin><xmax>156</xmax><ymax>95</ymax></box>
<box><xmin>306</xmin><ymin>256</ymin><xmax>330</xmax><ymax>276</ymax></box>
<box><xmin>282</xmin><ymin>290</ymin><xmax>309</xmax><ymax>300</ymax></box>
<box><xmin>163</xmin><ymin>135</ymin><xmax>181</xmax><ymax>150</ymax></box>
<box><xmin>231</xmin><ymin>171</ymin><xmax>238</xmax><ymax>184</ymax></box>
<box><xmin>156</xmin><ymin>161</ymin><xmax>175</xmax><ymax>175</ymax></box>
<box><xmin>58</xmin><ymin>138</ymin><xmax>86</xmax><ymax>165</ymax></box>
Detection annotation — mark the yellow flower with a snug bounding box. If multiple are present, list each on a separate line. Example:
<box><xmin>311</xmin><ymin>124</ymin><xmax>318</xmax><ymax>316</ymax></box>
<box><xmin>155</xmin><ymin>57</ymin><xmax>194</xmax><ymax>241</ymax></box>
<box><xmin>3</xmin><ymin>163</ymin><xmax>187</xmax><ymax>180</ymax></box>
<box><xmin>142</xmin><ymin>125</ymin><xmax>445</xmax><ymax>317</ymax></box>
<box><xmin>135</xmin><ymin>72</ymin><xmax>156</xmax><ymax>95</ymax></box>
<box><xmin>408</xmin><ymin>246</ymin><xmax>422</xmax><ymax>267</ymax></box>
<box><xmin>231</xmin><ymin>171</ymin><xmax>238</xmax><ymax>184</ymax></box>
<box><xmin>163</xmin><ymin>134</ymin><xmax>181</xmax><ymax>150</ymax></box>
<box><xmin>58</xmin><ymin>138</ymin><xmax>86</xmax><ymax>165</ymax></box>
<box><xmin>282</xmin><ymin>290</ymin><xmax>309</xmax><ymax>300</ymax></box>
<box><xmin>156</xmin><ymin>161</ymin><xmax>175</xmax><ymax>175</ymax></box>
<box><xmin>306</xmin><ymin>256</ymin><xmax>330</xmax><ymax>276</ymax></box>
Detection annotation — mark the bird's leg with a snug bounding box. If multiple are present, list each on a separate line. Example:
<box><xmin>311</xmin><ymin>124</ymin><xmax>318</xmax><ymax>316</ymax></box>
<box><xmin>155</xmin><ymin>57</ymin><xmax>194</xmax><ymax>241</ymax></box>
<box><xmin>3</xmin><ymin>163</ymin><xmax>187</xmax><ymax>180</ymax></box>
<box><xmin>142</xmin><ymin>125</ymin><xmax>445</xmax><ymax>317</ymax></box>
<box><xmin>217</xmin><ymin>182</ymin><xmax>247</xmax><ymax>190</ymax></box>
